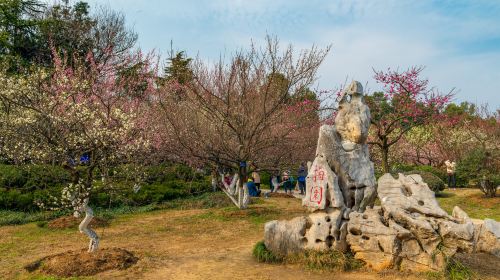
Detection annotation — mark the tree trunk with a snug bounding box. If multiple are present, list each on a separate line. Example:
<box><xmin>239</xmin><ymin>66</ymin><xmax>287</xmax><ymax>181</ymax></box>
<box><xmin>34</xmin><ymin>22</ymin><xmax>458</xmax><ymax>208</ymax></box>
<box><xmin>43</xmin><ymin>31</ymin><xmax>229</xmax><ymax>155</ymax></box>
<box><xmin>77</xmin><ymin>200</ymin><xmax>99</xmax><ymax>252</ymax></box>
<box><xmin>480</xmin><ymin>179</ymin><xmax>497</xmax><ymax>198</ymax></box>
<box><xmin>381</xmin><ymin>146</ymin><xmax>390</xmax><ymax>173</ymax></box>
<box><xmin>211</xmin><ymin>169</ymin><xmax>218</xmax><ymax>192</ymax></box>
<box><xmin>237</xmin><ymin>162</ymin><xmax>248</xmax><ymax>209</ymax></box>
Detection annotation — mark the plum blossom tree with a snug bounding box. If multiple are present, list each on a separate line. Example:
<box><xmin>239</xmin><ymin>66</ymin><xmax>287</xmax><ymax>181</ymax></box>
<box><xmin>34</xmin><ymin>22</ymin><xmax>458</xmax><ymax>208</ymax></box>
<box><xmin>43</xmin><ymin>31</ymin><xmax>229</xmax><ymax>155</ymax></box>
<box><xmin>0</xmin><ymin>49</ymin><xmax>155</xmax><ymax>251</ymax></box>
<box><xmin>153</xmin><ymin>37</ymin><xmax>329</xmax><ymax>208</ymax></box>
<box><xmin>365</xmin><ymin>66</ymin><xmax>453</xmax><ymax>173</ymax></box>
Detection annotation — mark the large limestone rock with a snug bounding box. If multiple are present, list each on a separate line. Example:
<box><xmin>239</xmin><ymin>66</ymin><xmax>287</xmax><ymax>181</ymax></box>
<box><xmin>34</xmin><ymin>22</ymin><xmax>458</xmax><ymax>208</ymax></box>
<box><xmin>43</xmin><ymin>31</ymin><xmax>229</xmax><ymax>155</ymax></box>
<box><xmin>304</xmin><ymin>209</ymin><xmax>347</xmax><ymax>252</ymax></box>
<box><xmin>303</xmin><ymin>81</ymin><xmax>376</xmax><ymax>213</ymax></box>
<box><xmin>347</xmin><ymin>207</ymin><xmax>411</xmax><ymax>270</ymax></box>
<box><xmin>303</xmin><ymin>153</ymin><xmax>344</xmax><ymax>210</ymax></box>
<box><xmin>263</xmin><ymin>209</ymin><xmax>348</xmax><ymax>256</ymax></box>
<box><xmin>263</xmin><ymin>80</ymin><xmax>500</xmax><ymax>273</ymax></box>
<box><xmin>378</xmin><ymin>173</ymin><xmax>448</xmax><ymax>218</ymax></box>
<box><xmin>266</xmin><ymin>80</ymin><xmax>377</xmax><ymax>258</ymax></box>
<box><xmin>264</xmin><ymin>216</ymin><xmax>307</xmax><ymax>256</ymax></box>
<box><xmin>475</xmin><ymin>219</ymin><xmax>500</xmax><ymax>257</ymax></box>
<box><xmin>347</xmin><ymin>173</ymin><xmax>498</xmax><ymax>272</ymax></box>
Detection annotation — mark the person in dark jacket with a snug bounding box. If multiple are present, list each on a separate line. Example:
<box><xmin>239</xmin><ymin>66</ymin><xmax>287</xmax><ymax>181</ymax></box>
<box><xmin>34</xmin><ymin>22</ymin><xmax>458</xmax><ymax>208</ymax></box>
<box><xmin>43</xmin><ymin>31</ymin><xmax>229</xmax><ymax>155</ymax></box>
<box><xmin>281</xmin><ymin>171</ymin><xmax>295</xmax><ymax>194</ymax></box>
<box><xmin>297</xmin><ymin>162</ymin><xmax>307</xmax><ymax>195</ymax></box>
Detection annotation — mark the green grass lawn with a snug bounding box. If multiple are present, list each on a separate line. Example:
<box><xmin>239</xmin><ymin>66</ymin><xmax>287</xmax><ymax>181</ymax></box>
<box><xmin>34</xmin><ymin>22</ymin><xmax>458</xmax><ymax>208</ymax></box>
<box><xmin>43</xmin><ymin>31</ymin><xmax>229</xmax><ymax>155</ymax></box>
<box><xmin>436</xmin><ymin>188</ymin><xmax>500</xmax><ymax>221</ymax></box>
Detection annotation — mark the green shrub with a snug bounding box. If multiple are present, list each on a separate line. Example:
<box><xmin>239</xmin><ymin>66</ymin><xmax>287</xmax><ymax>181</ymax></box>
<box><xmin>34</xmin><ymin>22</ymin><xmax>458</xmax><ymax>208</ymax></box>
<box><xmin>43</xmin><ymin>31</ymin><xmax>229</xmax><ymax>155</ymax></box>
<box><xmin>456</xmin><ymin>149</ymin><xmax>500</xmax><ymax>188</ymax></box>
<box><xmin>392</xmin><ymin>163</ymin><xmax>447</xmax><ymax>182</ymax></box>
<box><xmin>0</xmin><ymin>164</ymin><xmax>70</xmax><ymax>190</ymax></box>
<box><xmin>253</xmin><ymin>241</ymin><xmax>283</xmax><ymax>263</ymax></box>
<box><xmin>0</xmin><ymin>163</ymin><xmax>211</xmax><ymax>211</ymax></box>
<box><xmin>23</xmin><ymin>165</ymin><xmax>70</xmax><ymax>190</ymax></box>
<box><xmin>403</xmin><ymin>170</ymin><xmax>446</xmax><ymax>193</ymax></box>
<box><xmin>0</xmin><ymin>164</ymin><xmax>27</xmax><ymax>188</ymax></box>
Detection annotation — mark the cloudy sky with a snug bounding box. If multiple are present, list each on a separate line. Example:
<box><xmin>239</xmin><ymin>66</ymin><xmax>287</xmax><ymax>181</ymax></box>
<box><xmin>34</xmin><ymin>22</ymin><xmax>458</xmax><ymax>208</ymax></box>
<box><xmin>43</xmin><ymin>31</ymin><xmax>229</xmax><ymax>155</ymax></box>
<box><xmin>84</xmin><ymin>0</ymin><xmax>500</xmax><ymax>108</ymax></box>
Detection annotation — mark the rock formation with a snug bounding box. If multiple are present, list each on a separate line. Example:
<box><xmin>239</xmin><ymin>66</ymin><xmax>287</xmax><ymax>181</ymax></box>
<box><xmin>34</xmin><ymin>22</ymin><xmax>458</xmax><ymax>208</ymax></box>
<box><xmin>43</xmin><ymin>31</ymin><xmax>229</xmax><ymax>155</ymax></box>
<box><xmin>263</xmin><ymin>80</ymin><xmax>500</xmax><ymax>272</ymax></box>
<box><xmin>266</xmin><ymin>81</ymin><xmax>376</xmax><ymax>256</ymax></box>
<box><xmin>303</xmin><ymin>81</ymin><xmax>376</xmax><ymax>212</ymax></box>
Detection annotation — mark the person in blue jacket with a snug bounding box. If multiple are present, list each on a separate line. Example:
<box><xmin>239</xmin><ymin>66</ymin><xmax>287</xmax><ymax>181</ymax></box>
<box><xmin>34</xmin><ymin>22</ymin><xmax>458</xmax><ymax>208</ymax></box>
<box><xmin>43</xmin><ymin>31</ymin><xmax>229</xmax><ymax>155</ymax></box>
<box><xmin>246</xmin><ymin>178</ymin><xmax>261</xmax><ymax>197</ymax></box>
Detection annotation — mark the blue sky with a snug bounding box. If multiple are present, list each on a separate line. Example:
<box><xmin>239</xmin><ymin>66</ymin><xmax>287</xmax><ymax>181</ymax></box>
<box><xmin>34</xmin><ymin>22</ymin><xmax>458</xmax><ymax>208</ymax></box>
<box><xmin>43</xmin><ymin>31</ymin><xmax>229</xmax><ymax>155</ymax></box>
<box><xmin>83</xmin><ymin>0</ymin><xmax>500</xmax><ymax>108</ymax></box>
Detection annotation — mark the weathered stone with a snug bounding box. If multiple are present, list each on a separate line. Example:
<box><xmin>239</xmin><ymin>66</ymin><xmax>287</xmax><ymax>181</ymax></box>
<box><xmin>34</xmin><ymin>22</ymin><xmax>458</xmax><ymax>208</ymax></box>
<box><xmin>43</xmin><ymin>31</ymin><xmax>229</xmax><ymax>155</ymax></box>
<box><xmin>452</xmin><ymin>206</ymin><xmax>471</xmax><ymax>222</ymax></box>
<box><xmin>475</xmin><ymin>219</ymin><xmax>500</xmax><ymax>257</ymax></box>
<box><xmin>303</xmin><ymin>81</ymin><xmax>376</xmax><ymax>213</ymax></box>
<box><xmin>303</xmin><ymin>154</ymin><xmax>344</xmax><ymax>210</ymax></box>
<box><xmin>378</xmin><ymin>173</ymin><xmax>448</xmax><ymax>218</ymax></box>
<box><xmin>347</xmin><ymin>207</ymin><xmax>410</xmax><ymax>271</ymax></box>
<box><xmin>264</xmin><ymin>80</ymin><xmax>500</xmax><ymax>273</ymax></box>
<box><xmin>342</xmin><ymin>173</ymin><xmax>493</xmax><ymax>272</ymax></box>
<box><xmin>264</xmin><ymin>216</ymin><xmax>307</xmax><ymax>256</ymax></box>
<box><xmin>335</xmin><ymin>81</ymin><xmax>370</xmax><ymax>145</ymax></box>
<box><xmin>304</xmin><ymin>209</ymin><xmax>344</xmax><ymax>251</ymax></box>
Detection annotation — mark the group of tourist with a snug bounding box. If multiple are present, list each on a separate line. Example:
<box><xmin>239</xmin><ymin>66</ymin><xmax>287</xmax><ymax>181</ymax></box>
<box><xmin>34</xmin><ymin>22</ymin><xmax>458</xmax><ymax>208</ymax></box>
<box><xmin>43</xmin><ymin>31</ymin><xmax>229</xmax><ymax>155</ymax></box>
<box><xmin>244</xmin><ymin>162</ymin><xmax>308</xmax><ymax>197</ymax></box>
<box><xmin>223</xmin><ymin>158</ymin><xmax>459</xmax><ymax>199</ymax></box>
<box><xmin>220</xmin><ymin>162</ymin><xmax>309</xmax><ymax>197</ymax></box>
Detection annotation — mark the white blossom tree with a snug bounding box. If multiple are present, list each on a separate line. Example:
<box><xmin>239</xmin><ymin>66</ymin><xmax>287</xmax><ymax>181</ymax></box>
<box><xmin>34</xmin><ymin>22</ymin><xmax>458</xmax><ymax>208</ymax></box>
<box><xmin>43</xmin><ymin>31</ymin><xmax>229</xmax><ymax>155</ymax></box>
<box><xmin>0</xmin><ymin>49</ymin><xmax>155</xmax><ymax>251</ymax></box>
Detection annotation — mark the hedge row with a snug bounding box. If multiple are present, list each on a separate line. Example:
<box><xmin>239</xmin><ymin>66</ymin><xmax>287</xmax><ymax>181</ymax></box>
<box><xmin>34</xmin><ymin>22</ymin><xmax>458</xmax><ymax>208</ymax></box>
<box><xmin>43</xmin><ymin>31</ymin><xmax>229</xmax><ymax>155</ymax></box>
<box><xmin>0</xmin><ymin>163</ymin><xmax>211</xmax><ymax>211</ymax></box>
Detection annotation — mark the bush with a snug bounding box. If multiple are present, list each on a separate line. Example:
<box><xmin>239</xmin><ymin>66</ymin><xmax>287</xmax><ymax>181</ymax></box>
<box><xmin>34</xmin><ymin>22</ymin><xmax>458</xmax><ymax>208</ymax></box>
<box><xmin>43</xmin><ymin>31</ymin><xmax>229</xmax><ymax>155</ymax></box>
<box><xmin>0</xmin><ymin>163</ymin><xmax>211</xmax><ymax>211</ymax></box>
<box><xmin>392</xmin><ymin>163</ymin><xmax>447</xmax><ymax>182</ymax></box>
<box><xmin>403</xmin><ymin>170</ymin><xmax>446</xmax><ymax>193</ymax></box>
<box><xmin>129</xmin><ymin>180</ymin><xmax>211</xmax><ymax>205</ymax></box>
<box><xmin>0</xmin><ymin>164</ymin><xmax>70</xmax><ymax>190</ymax></box>
<box><xmin>456</xmin><ymin>149</ymin><xmax>500</xmax><ymax>190</ymax></box>
<box><xmin>0</xmin><ymin>164</ymin><xmax>27</xmax><ymax>188</ymax></box>
<box><xmin>23</xmin><ymin>165</ymin><xmax>71</xmax><ymax>190</ymax></box>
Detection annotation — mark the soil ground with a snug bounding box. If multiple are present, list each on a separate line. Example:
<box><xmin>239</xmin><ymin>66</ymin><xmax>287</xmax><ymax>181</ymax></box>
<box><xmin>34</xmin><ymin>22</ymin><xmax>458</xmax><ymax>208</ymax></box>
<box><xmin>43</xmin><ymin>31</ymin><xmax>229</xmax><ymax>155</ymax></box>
<box><xmin>0</xmin><ymin>188</ymin><xmax>498</xmax><ymax>280</ymax></box>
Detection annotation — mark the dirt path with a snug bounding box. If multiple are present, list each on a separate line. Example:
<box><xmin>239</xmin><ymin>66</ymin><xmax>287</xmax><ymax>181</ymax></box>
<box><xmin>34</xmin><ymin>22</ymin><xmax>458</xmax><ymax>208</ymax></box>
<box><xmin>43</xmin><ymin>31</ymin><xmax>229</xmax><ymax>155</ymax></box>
<box><xmin>0</xmin><ymin>195</ymin><xmax>495</xmax><ymax>279</ymax></box>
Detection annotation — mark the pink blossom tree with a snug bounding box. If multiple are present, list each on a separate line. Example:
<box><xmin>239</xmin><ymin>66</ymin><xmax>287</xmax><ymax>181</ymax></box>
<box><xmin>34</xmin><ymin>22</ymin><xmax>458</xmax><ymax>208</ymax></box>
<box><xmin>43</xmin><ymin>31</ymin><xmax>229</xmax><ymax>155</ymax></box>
<box><xmin>152</xmin><ymin>37</ymin><xmax>329</xmax><ymax>208</ymax></box>
<box><xmin>365</xmin><ymin>66</ymin><xmax>453</xmax><ymax>173</ymax></box>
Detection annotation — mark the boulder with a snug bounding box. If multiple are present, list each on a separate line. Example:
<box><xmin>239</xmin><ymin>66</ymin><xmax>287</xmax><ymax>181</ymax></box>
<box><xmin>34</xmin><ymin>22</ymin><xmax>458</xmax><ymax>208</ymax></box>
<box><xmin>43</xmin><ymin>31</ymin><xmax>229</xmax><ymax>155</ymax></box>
<box><xmin>263</xmin><ymin>80</ymin><xmax>500</xmax><ymax>273</ymax></box>
<box><xmin>347</xmin><ymin>207</ymin><xmax>411</xmax><ymax>271</ymax></box>
<box><xmin>304</xmin><ymin>209</ymin><xmax>345</xmax><ymax>251</ymax></box>
<box><xmin>346</xmin><ymin>173</ymin><xmax>481</xmax><ymax>272</ymax></box>
<box><xmin>475</xmin><ymin>219</ymin><xmax>500</xmax><ymax>257</ymax></box>
<box><xmin>263</xmin><ymin>209</ymin><xmax>348</xmax><ymax>256</ymax></box>
<box><xmin>264</xmin><ymin>216</ymin><xmax>307</xmax><ymax>256</ymax></box>
<box><xmin>303</xmin><ymin>154</ymin><xmax>344</xmax><ymax>210</ymax></box>
<box><xmin>303</xmin><ymin>81</ymin><xmax>376</xmax><ymax>213</ymax></box>
<box><xmin>378</xmin><ymin>173</ymin><xmax>448</xmax><ymax>218</ymax></box>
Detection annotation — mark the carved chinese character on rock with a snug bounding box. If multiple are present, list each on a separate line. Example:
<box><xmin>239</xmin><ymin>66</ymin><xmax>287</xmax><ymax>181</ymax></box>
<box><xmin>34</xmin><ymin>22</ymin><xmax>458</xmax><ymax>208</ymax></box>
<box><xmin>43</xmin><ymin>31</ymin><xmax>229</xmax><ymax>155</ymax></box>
<box><xmin>303</xmin><ymin>155</ymin><xmax>344</xmax><ymax>210</ymax></box>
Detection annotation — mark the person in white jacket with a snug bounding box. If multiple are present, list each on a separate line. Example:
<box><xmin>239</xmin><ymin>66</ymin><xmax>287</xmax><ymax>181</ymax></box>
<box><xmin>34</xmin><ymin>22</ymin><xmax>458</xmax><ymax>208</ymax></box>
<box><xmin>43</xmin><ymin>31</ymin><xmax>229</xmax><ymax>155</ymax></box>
<box><xmin>445</xmin><ymin>160</ymin><xmax>457</xmax><ymax>188</ymax></box>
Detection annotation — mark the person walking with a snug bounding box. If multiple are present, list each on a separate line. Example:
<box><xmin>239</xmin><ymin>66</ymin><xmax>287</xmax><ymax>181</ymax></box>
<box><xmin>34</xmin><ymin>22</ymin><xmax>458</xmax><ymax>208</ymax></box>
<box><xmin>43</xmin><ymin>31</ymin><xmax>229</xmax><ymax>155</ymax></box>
<box><xmin>445</xmin><ymin>160</ymin><xmax>457</xmax><ymax>189</ymax></box>
<box><xmin>297</xmin><ymin>162</ymin><xmax>307</xmax><ymax>195</ymax></box>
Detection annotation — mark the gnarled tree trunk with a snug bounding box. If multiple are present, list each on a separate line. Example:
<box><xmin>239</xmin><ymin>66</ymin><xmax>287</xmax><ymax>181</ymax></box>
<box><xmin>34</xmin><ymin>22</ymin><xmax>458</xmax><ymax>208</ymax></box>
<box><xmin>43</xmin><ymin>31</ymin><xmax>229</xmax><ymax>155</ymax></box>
<box><xmin>76</xmin><ymin>200</ymin><xmax>99</xmax><ymax>252</ymax></box>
